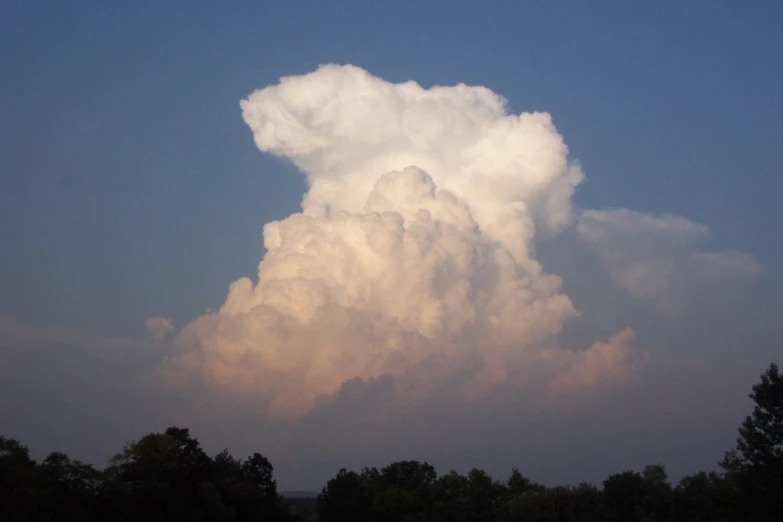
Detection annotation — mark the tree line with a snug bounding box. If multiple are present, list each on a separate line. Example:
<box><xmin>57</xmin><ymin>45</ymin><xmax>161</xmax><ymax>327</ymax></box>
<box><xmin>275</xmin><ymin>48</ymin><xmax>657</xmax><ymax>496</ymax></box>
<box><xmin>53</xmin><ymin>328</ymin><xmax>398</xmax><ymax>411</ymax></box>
<box><xmin>1</xmin><ymin>363</ymin><xmax>781</xmax><ymax>521</ymax></box>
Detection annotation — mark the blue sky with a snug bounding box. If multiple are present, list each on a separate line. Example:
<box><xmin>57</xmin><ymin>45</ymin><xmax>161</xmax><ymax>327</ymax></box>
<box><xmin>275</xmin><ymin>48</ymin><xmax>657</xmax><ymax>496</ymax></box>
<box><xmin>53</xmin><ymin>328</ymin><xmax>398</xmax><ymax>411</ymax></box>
<box><xmin>1</xmin><ymin>1</ymin><xmax>781</xmax><ymax>488</ymax></box>
<box><xmin>3</xmin><ymin>1</ymin><xmax>780</xmax><ymax>336</ymax></box>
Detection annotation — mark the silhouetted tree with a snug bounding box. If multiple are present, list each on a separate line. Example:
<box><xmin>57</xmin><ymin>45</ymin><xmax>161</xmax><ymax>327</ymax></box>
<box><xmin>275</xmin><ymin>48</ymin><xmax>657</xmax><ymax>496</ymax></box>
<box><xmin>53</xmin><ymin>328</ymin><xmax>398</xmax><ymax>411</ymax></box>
<box><xmin>506</xmin><ymin>468</ymin><xmax>545</xmax><ymax>497</ymax></box>
<box><xmin>603</xmin><ymin>470</ymin><xmax>668</xmax><ymax>522</ymax></box>
<box><xmin>673</xmin><ymin>471</ymin><xmax>735</xmax><ymax>522</ymax></box>
<box><xmin>317</xmin><ymin>468</ymin><xmax>374</xmax><ymax>522</ymax></box>
<box><xmin>373</xmin><ymin>460</ymin><xmax>437</xmax><ymax>521</ymax></box>
<box><xmin>720</xmin><ymin>362</ymin><xmax>783</xmax><ymax>521</ymax></box>
<box><xmin>462</xmin><ymin>468</ymin><xmax>504</xmax><ymax>522</ymax></box>
<box><xmin>431</xmin><ymin>470</ymin><xmax>471</xmax><ymax>522</ymax></box>
<box><xmin>37</xmin><ymin>452</ymin><xmax>101</xmax><ymax>520</ymax></box>
<box><xmin>0</xmin><ymin>436</ymin><xmax>39</xmax><ymax>522</ymax></box>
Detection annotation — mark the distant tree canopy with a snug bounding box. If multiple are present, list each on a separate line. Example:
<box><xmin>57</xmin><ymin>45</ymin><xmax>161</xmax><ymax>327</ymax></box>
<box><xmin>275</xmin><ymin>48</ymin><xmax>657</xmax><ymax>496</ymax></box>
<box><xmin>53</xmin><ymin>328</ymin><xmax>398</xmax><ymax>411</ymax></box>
<box><xmin>0</xmin><ymin>362</ymin><xmax>780</xmax><ymax>522</ymax></box>
<box><xmin>0</xmin><ymin>426</ymin><xmax>296</xmax><ymax>522</ymax></box>
<box><xmin>315</xmin><ymin>362</ymin><xmax>781</xmax><ymax>522</ymax></box>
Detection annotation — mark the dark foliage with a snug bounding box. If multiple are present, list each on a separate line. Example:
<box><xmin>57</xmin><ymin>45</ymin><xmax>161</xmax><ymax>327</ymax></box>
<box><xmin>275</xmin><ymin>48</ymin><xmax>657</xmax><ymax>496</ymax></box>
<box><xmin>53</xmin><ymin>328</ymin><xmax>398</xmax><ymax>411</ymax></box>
<box><xmin>315</xmin><ymin>362</ymin><xmax>781</xmax><ymax>522</ymax></box>
<box><xmin>0</xmin><ymin>426</ymin><xmax>297</xmax><ymax>522</ymax></box>
<box><xmin>719</xmin><ymin>362</ymin><xmax>783</xmax><ymax>521</ymax></box>
<box><xmin>1</xmin><ymin>362</ymin><xmax>779</xmax><ymax>521</ymax></box>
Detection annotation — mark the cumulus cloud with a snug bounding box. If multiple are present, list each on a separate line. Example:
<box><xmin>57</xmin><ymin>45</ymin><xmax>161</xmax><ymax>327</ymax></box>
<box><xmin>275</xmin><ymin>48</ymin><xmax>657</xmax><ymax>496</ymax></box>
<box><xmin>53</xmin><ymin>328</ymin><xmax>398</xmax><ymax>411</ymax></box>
<box><xmin>145</xmin><ymin>317</ymin><xmax>174</xmax><ymax>342</ymax></box>
<box><xmin>577</xmin><ymin>208</ymin><xmax>762</xmax><ymax>310</ymax></box>
<box><xmin>548</xmin><ymin>328</ymin><xmax>648</xmax><ymax>394</ymax></box>
<box><xmin>157</xmin><ymin>64</ymin><xmax>645</xmax><ymax>418</ymax></box>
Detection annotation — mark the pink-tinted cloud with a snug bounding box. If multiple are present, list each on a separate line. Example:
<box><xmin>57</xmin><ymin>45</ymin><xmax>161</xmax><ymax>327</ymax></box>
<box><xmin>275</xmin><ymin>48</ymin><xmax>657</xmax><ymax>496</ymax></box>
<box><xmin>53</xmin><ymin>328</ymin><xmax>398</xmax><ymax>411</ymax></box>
<box><xmin>145</xmin><ymin>317</ymin><xmax>174</xmax><ymax>341</ymax></box>
<box><xmin>156</xmin><ymin>66</ymin><xmax>647</xmax><ymax>419</ymax></box>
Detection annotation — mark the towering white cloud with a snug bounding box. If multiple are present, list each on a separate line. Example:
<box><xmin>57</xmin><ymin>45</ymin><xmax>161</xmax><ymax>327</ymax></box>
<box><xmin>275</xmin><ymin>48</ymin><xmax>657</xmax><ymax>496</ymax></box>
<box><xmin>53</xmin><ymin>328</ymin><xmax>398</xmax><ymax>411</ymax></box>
<box><xmin>157</xmin><ymin>64</ymin><xmax>645</xmax><ymax>418</ymax></box>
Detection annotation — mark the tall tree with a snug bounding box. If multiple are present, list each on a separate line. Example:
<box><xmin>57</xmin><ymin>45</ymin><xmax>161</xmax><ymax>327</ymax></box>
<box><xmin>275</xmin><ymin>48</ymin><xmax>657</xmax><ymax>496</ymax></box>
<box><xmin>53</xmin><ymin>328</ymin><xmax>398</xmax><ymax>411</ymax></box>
<box><xmin>720</xmin><ymin>362</ymin><xmax>783</xmax><ymax>521</ymax></box>
<box><xmin>0</xmin><ymin>437</ymin><xmax>39</xmax><ymax>522</ymax></box>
